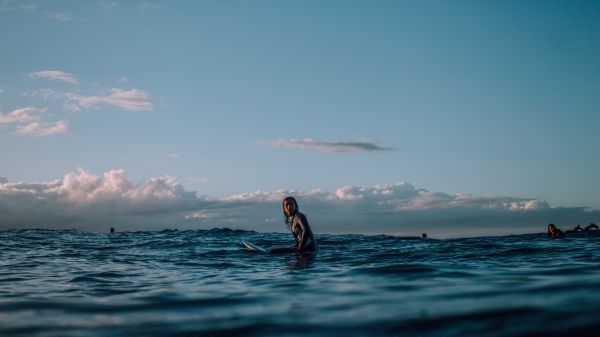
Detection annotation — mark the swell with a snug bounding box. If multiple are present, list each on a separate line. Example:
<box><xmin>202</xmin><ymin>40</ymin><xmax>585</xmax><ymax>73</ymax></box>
<box><xmin>1</xmin><ymin>228</ymin><xmax>600</xmax><ymax>337</ymax></box>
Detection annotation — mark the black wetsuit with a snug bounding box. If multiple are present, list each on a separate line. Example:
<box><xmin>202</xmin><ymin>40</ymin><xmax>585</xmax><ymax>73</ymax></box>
<box><xmin>290</xmin><ymin>212</ymin><xmax>316</xmax><ymax>252</ymax></box>
<box><xmin>271</xmin><ymin>211</ymin><xmax>317</xmax><ymax>253</ymax></box>
<box><xmin>548</xmin><ymin>228</ymin><xmax>565</xmax><ymax>238</ymax></box>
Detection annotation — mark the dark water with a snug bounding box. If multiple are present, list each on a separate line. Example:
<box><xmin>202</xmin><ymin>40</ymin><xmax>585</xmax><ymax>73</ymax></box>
<box><xmin>1</xmin><ymin>229</ymin><xmax>600</xmax><ymax>337</ymax></box>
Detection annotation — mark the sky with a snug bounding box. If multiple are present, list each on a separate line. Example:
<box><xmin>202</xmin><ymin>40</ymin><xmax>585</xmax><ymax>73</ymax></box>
<box><xmin>1</xmin><ymin>0</ymin><xmax>599</xmax><ymax>237</ymax></box>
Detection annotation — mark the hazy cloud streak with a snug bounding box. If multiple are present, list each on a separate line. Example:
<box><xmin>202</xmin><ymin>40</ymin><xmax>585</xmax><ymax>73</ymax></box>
<box><xmin>0</xmin><ymin>107</ymin><xmax>45</xmax><ymax>124</ymax></box>
<box><xmin>264</xmin><ymin>138</ymin><xmax>395</xmax><ymax>153</ymax></box>
<box><xmin>185</xmin><ymin>177</ymin><xmax>213</xmax><ymax>185</ymax></box>
<box><xmin>27</xmin><ymin>88</ymin><xmax>155</xmax><ymax>112</ymax></box>
<box><xmin>98</xmin><ymin>2</ymin><xmax>118</xmax><ymax>10</ymax></box>
<box><xmin>0</xmin><ymin>3</ymin><xmax>36</xmax><ymax>11</ymax></box>
<box><xmin>140</xmin><ymin>2</ymin><xmax>162</xmax><ymax>10</ymax></box>
<box><xmin>29</xmin><ymin>70</ymin><xmax>78</xmax><ymax>84</ymax></box>
<box><xmin>0</xmin><ymin>107</ymin><xmax>67</xmax><ymax>137</ymax></box>
<box><xmin>47</xmin><ymin>13</ymin><xmax>74</xmax><ymax>21</ymax></box>
<box><xmin>16</xmin><ymin>121</ymin><xmax>69</xmax><ymax>137</ymax></box>
<box><xmin>64</xmin><ymin>88</ymin><xmax>155</xmax><ymax>111</ymax></box>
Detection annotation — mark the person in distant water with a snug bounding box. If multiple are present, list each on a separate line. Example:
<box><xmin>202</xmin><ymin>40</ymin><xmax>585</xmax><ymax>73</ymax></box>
<box><xmin>548</xmin><ymin>223</ymin><xmax>598</xmax><ymax>237</ymax></box>
<box><xmin>271</xmin><ymin>197</ymin><xmax>317</xmax><ymax>253</ymax></box>
<box><xmin>565</xmin><ymin>223</ymin><xmax>599</xmax><ymax>234</ymax></box>
<box><xmin>547</xmin><ymin>224</ymin><xmax>564</xmax><ymax>238</ymax></box>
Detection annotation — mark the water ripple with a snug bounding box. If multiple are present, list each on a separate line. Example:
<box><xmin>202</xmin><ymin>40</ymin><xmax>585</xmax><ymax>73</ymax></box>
<box><xmin>1</xmin><ymin>228</ymin><xmax>600</xmax><ymax>337</ymax></box>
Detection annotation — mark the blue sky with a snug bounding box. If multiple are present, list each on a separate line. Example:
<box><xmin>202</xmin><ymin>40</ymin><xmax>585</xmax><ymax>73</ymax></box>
<box><xmin>1</xmin><ymin>1</ymin><xmax>599</xmax><ymax>236</ymax></box>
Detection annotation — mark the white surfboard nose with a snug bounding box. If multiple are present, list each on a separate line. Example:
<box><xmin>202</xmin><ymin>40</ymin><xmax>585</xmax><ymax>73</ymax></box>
<box><xmin>242</xmin><ymin>240</ymin><xmax>267</xmax><ymax>252</ymax></box>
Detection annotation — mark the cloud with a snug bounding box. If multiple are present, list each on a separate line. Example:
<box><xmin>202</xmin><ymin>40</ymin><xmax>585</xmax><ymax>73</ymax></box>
<box><xmin>140</xmin><ymin>2</ymin><xmax>161</xmax><ymax>10</ymax></box>
<box><xmin>0</xmin><ymin>88</ymin><xmax>4</xmax><ymax>94</ymax></box>
<box><xmin>263</xmin><ymin>138</ymin><xmax>395</xmax><ymax>153</ymax></box>
<box><xmin>168</xmin><ymin>153</ymin><xmax>179</xmax><ymax>159</ymax></box>
<box><xmin>14</xmin><ymin>86</ymin><xmax>154</xmax><ymax>136</ymax></box>
<box><xmin>64</xmin><ymin>88</ymin><xmax>155</xmax><ymax>111</ymax></box>
<box><xmin>0</xmin><ymin>169</ymin><xmax>205</xmax><ymax>231</ymax></box>
<box><xmin>185</xmin><ymin>177</ymin><xmax>213</xmax><ymax>185</ymax></box>
<box><xmin>98</xmin><ymin>2</ymin><xmax>118</xmax><ymax>10</ymax></box>
<box><xmin>47</xmin><ymin>13</ymin><xmax>74</xmax><ymax>21</ymax></box>
<box><xmin>29</xmin><ymin>70</ymin><xmax>78</xmax><ymax>84</ymax></box>
<box><xmin>0</xmin><ymin>2</ymin><xmax>36</xmax><ymax>11</ymax></box>
<box><xmin>27</xmin><ymin>88</ymin><xmax>155</xmax><ymax>112</ymax></box>
<box><xmin>0</xmin><ymin>107</ymin><xmax>67</xmax><ymax>137</ymax></box>
<box><xmin>15</xmin><ymin>121</ymin><xmax>69</xmax><ymax>137</ymax></box>
<box><xmin>0</xmin><ymin>107</ymin><xmax>45</xmax><ymax>124</ymax></box>
<box><xmin>1</xmin><ymin>169</ymin><xmax>597</xmax><ymax>237</ymax></box>
<box><xmin>206</xmin><ymin>184</ymin><xmax>596</xmax><ymax>237</ymax></box>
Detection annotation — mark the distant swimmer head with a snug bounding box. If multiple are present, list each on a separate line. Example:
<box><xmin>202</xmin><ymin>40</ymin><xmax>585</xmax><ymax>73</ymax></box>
<box><xmin>283</xmin><ymin>196</ymin><xmax>298</xmax><ymax>217</ymax></box>
<box><xmin>547</xmin><ymin>223</ymin><xmax>558</xmax><ymax>237</ymax></box>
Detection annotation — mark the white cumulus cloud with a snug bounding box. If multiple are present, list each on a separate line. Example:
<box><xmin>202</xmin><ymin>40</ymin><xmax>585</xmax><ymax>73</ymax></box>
<box><xmin>263</xmin><ymin>138</ymin><xmax>394</xmax><ymax>153</ymax></box>
<box><xmin>0</xmin><ymin>169</ymin><xmax>205</xmax><ymax>231</ymax></box>
<box><xmin>29</xmin><ymin>70</ymin><xmax>78</xmax><ymax>84</ymax></box>
<box><xmin>1</xmin><ymin>169</ymin><xmax>595</xmax><ymax>237</ymax></box>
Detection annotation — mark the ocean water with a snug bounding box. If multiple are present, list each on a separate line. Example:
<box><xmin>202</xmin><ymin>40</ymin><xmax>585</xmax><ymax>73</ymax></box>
<box><xmin>1</xmin><ymin>229</ymin><xmax>599</xmax><ymax>337</ymax></box>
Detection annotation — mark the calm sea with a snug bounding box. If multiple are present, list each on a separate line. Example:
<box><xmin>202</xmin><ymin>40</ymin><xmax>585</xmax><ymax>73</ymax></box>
<box><xmin>1</xmin><ymin>228</ymin><xmax>599</xmax><ymax>337</ymax></box>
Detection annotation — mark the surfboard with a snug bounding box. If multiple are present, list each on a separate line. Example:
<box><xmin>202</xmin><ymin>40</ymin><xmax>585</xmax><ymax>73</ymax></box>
<box><xmin>242</xmin><ymin>240</ymin><xmax>267</xmax><ymax>253</ymax></box>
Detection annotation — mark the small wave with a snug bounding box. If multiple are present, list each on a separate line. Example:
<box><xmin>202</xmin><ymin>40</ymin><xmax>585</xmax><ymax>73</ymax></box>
<box><xmin>355</xmin><ymin>263</ymin><xmax>437</xmax><ymax>276</ymax></box>
<box><xmin>485</xmin><ymin>246</ymin><xmax>556</xmax><ymax>257</ymax></box>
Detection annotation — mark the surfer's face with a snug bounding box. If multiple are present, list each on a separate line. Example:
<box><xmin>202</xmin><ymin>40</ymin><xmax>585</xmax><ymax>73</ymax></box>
<box><xmin>284</xmin><ymin>200</ymin><xmax>296</xmax><ymax>216</ymax></box>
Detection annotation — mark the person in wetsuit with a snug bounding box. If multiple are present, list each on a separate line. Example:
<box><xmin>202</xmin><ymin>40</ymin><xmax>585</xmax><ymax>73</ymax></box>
<box><xmin>548</xmin><ymin>223</ymin><xmax>599</xmax><ymax>237</ymax></box>
<box><xmin>270</xmin><ymin>197</ymin><xmax>317</xmax><ymax>253</ymax></box>
<box><xmin>565</xmin><ymin>223</ymin><xmax>599</xmax><ymax>234</ymax></box>
<box><xmin>547</xmin><ymin>223</ymin><xmax>564</xmax><ymax>238</ymax></box>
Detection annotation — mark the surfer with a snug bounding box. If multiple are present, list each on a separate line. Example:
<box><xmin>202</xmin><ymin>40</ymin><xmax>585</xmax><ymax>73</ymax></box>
<box><xmin>548</xmin><ymin>223</ymin><xmax>599</xmax><ymax>237</ymax></box>
<box><xmin>271</xmin><ymin>196</ymin><xmax>317</xmax><ymax>253</ymax></box>
<box><xmin>565</xmin><ymin>223</ymin><xmax>599</xmax><ymax>234</ymax></box>
<box><xmin>547</xmin><ymin>224</ymin><xmax>564</xmax><ymax>238</ymax></box>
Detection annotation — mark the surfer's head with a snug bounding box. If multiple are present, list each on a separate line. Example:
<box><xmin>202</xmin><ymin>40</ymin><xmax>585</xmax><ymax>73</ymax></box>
<box><xmin>547</xmin><ymin>224</ymin><xmax>557</xmax><ymax>237</ymax></box>
<box><xmin>283</xmin><ymin>196</ymin><xmax>298</xmax><ymax>217</ymax></box>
